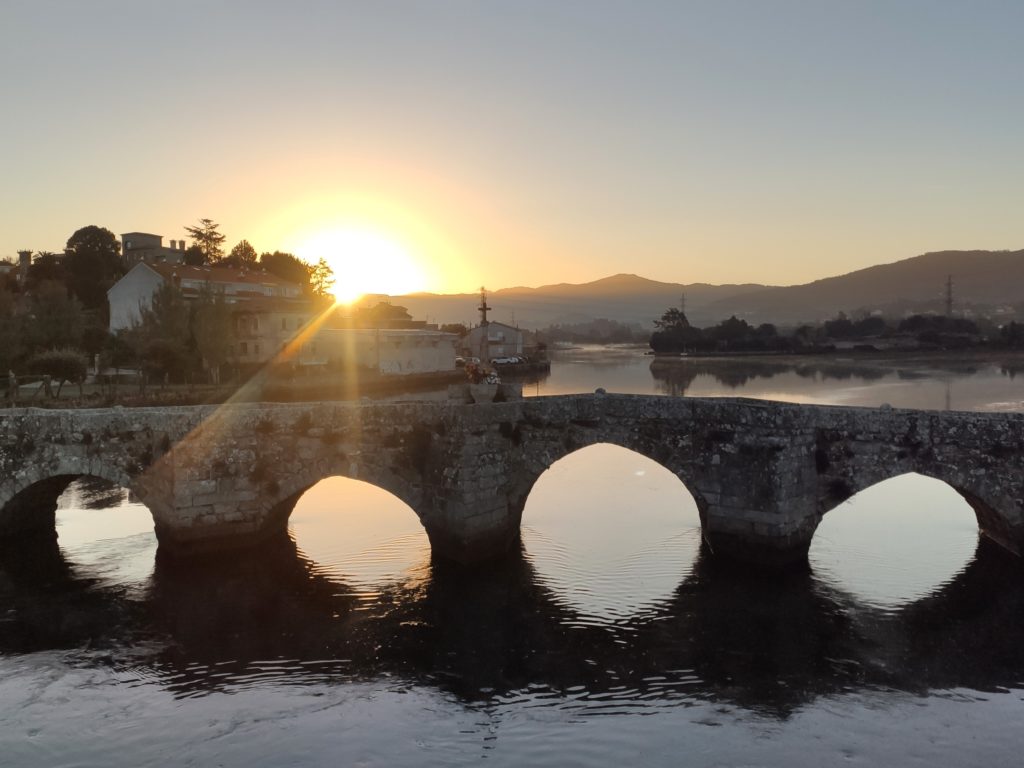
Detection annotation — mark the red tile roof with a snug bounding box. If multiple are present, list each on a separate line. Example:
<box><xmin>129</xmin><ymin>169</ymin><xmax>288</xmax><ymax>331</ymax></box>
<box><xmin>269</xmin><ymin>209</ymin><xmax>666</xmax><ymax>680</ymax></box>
<box><xmin>145</xmin><ymin>262</ymin><xmax>300</xmax><ymax>289</ymax></box>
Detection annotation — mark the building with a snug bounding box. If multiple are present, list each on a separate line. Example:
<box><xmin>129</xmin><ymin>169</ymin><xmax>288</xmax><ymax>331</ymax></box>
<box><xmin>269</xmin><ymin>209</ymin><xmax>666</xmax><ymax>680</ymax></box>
<box><xmin>17</xmin><ymin>250</ymin><xmax>31</xmax><ymax>285</ymax></box>
<box><xmin>300</xmin><ymin>328</ymin><xmax>458</xmax><ymax>375</ymax></box>
<box><xmin>465</xmin><ymin>321</ymin><xmax>525</xmax><ymax>362</ymax></box>
<box><xmin>107</xmin><ymin>262</ymin><xmax>311</xmax><ymax>366</ymax></box>
<box><xmin>107</xmin><ymin>266</ymin><xmax>456</xmax><ymax>375</ymax></box>
<box><xmin>121</xmin><ymin>232</ymin><xmax>188</xmax><ymax>267</ymax></box>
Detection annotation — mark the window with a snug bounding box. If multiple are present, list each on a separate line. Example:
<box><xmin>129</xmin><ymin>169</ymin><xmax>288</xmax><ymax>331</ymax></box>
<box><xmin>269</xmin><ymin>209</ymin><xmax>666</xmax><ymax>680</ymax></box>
<box><xmin>240</xmin><ymin>342</ymin><xmax>248</xmax><ymax>355</ymax></box>
<box><xmin>281</xmin><ymin>318</ymin><xmax>288</xmax><ymax>330</ymax></box>
<box><xmin>254</xmin><ymin>344</ymin><xmax>261</xmax><ymax>356</ymax></box>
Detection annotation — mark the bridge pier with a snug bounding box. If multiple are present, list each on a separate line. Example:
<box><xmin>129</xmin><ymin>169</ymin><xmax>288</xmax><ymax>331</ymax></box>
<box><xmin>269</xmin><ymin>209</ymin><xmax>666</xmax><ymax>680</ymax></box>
<box><xmin>424</xmin><ymin>515</ymin><xmax>521</xmax><ymax>565</ymax></box>
<box><xmin>699</xmin><ymin>490</ymin><xmax>821</xmax><ymax>568</ymax></box>
<box><xmin>692</xmin><ymin>434</ymin><xmax>822</xmax><ymax>568</ymax></box>
<box><xmin>702</xmin><ymin>517</ymin><xmax>817</xmax><ymax>568</ymax></box>
<box><xmin>0</xmin><ymin>476</ymin><xmax>74</xmax><ymax>543</ymax></box>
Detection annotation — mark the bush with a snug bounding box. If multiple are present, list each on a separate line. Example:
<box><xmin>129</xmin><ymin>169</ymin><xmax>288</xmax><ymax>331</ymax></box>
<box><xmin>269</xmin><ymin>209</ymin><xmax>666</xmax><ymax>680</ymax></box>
<box><xmin>141</xmin><ymin>338</ymin><xmax>190</xmax><ymax>385</ymax></box>
<box><xmin>27</xmin><ymin>348</ymin><xmax>89</xmax><ymax>396</ymax></box>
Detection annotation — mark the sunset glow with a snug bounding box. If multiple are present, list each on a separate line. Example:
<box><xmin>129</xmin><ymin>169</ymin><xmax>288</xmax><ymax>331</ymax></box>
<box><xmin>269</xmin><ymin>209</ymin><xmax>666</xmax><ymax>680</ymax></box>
<box><xmin>294</xmin><ymin>227</ymin><xmax>429</xmax><ymax>303</ymax></box>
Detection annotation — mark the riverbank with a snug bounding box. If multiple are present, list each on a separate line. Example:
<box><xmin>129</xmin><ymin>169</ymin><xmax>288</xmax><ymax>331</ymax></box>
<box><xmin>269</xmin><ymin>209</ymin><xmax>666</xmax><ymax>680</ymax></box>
<box><xmin>650</xmin><ymin>347</ymin><xmax>1024</xmax><ymax>369</ymax></box>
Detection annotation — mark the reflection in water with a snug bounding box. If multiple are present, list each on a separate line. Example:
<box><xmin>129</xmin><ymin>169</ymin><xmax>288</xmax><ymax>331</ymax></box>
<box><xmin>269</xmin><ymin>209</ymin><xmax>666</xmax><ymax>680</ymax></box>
<box><xmin>522</xmin><ymin>346</ymin><xmax>1024</xmax><ymax>412</ymax></box>
<box><xmin>2</xmin><ymin>529</ymin><xmax>1022</xmax><ymax>717</ymax></box>
<box><xmin>55</xmin><ymin>478</ymin><xmax>156</xmax><ymax>593</ymax></box>
<box><xmin>810</xmin><ymin>474</ymin><xmax>979</xmax><ymax>610</ymax></box>
<box><xmin>289</xmin><ymin>476</ymin><xmax>430</xmax><ymax>591</ymax></box>
<box><xmin>646</xmin><ymin>354</ymin><xmax>1024</xmax><ymax>411</ymax></box>
<box><xmin>521</xmin><ymin>444</ymin><xmax>702</xmax><ymax>621</ymax></box>
<box><xmin>1</xmin><ymin>494</ymin><xmax>1023</xmax><ymax>764</ymax></box>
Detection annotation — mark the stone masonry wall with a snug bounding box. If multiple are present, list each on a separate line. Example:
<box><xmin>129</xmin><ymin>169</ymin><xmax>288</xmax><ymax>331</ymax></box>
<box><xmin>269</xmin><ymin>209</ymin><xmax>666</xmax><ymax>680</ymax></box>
<box><xmin>2</xmin><ymin>395</ymin><xmax>1023</xmax><ymax>565</ymax></box>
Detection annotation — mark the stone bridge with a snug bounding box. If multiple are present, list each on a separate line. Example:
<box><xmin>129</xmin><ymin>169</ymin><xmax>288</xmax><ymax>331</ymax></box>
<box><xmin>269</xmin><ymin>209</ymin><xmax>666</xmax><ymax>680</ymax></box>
<box><xmin>1</xmin><ymin>394</ymin><xmax>1023</xmax><ymax>567</ymax></box>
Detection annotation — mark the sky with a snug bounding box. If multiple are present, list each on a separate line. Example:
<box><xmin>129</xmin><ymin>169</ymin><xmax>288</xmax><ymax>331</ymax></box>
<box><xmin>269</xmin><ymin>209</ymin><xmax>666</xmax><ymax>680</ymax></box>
<box><xmin>1</xmin><ymin>0</ymin><xmax>1022</xmax><ymax>295</ymax></box>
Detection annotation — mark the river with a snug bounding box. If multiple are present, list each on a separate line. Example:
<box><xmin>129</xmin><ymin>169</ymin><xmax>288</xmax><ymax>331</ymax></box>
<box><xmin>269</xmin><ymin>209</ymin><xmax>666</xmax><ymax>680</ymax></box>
<box><xmin>2</xmin><ymin>348</ymin><xmax>1023</xmax><ymax>766</ymax></box>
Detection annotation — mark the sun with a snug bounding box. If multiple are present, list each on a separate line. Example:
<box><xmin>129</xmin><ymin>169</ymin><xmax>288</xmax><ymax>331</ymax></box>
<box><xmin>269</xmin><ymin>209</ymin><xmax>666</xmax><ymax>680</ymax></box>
<box><xmin>294</xmin><ymin>227</ymin><xmax>428</xmax><ymax>304</ymax></box>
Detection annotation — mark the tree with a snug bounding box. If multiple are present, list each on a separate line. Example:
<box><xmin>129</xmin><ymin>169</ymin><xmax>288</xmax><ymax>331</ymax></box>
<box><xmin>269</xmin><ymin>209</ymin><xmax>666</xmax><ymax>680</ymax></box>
<box><xmin>1001</xmin><ymin>321</ymin><xmax>1024</xmax><ymax>348</ymax></box>
<box><xmin>310</xmin><ymin>257</ymin><xmax>335</xmax><ymax>297</ymax></box>
<box><xmin>139</xmin><ymin>282</ymin><xmax>191</xmax><ymax>341</ymax></box>
<box><xmin>192</xmin><ymin>287</ymin><xmax>232</xmax><ymax>384</ymax></box>
<box><xmin>183</xmin><ymin>244</ymin><xmax>207</xmax><ymax>266</ymax></box>
<box><xmin>259</xmin><ymin>251</ymin><xmax>313</xmax><ymax>287</ymax></box>
<box><xmin>140</xmin><ymin>338</ymin><xmax>190</xmax><ymax>386</ymax></box>
<box><xmin>224</xmin><ymin>239</ymin><xmax>258</xmax><ymax>268</ymax></box>
<box><xmin>184</xmin><ymin>218</ymin><xmax>226</xmax><ymax>263</ymax></box>
<box><xmin>128</xmin><ymin>282</ymin><xmax>195</xmax><ymax>385</ymax></box>
<box><xmin>440</xmin><ymin>323</ymin><xmax>469</xmax><ymax>337</ymax></box>
<box><xmin>26</xmin><ymin>251</ymin><xmax>66</xmax><ymax>288</ymax></box>
<box><xmin>24</xmin><ymin>281</ymin><xmax>84</xmax><ymax>352</ymax></box>
<box><xmin>27</xmin><ymin>348</ymin><xmax>88</xmax><ymax>397</ymax></box>
<box><xmin>650</xmin><ymin>304</ymin><xmax>702</xmax><ymax>353</ymax></box>
<box><xmin>64</xmin><ymin>225</ymin><xmax>123</xmax><ymax>312</ymax></box>
<box><xmin>824</xmin><ymin>314</ymin><xmax>855</xmax><ymax>338</ymax></box>
<box><xmin>709</xmin><ymin>316</ymin><xmax>752</xmax><ymax>344</ymax></box>
<box><xmin>654</xmin><ymin>307</ymin><xmax>691</xmax><ymax>331</ymax></box>
<box><xmin>0</xmin><ymin>286</ymin><xmax>22</xmax><ymax>375</ymax></box>
<box><xmin>0</xmin><ymin>261</ymin><xmax>17</xmax><ymax>293</ymax></box>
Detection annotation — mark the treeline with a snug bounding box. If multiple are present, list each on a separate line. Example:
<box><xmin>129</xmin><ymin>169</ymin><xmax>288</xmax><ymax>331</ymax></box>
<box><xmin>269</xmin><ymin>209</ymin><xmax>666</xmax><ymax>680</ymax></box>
<box><xmin>540</xmin><ymin>318</ymin><xmax>648</xmax><ymax>344</ymax></box>
<box><xmin>650</xmin><ymin>307</ymin><xmax>1024</xmax><ymax>355</ymax></box>
<box><xmin>0</xmin><ymin>220</ymin><xmax>334</xmax><ymax>397</ymax></box>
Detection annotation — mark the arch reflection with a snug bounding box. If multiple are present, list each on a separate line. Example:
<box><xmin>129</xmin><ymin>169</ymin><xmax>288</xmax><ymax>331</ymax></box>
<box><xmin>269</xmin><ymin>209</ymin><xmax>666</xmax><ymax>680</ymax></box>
<box><xmin>520</xmin><ymin>443</ymin><xmax>702</xmax><ymax>621</ymax></box>
<box><xmin>0</xmin><ymin>517</ymin><xmax>1021</xmax><ymax>721</ymax></box>
<box><xmin>288</xmin><ymin>476</ymin><xmax>430</xmax><ymax>590</ymax></box>
<box><xmin>810</xmin><ymin>473</ymin><xmax>978</xmax><ymax>609</ymax></box>
<box><xmin>50</xmin><ymin>476</ymin><xmax>157</xmax><ymax>591</ymax></box>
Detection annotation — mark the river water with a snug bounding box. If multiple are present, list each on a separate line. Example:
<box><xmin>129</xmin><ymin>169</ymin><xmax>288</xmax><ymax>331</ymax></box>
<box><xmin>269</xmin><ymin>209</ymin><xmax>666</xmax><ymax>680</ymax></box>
<box><xmin>2</xmin><ymin>349</ymin><xmax>1023</xmax><ymax>766</ymax></box>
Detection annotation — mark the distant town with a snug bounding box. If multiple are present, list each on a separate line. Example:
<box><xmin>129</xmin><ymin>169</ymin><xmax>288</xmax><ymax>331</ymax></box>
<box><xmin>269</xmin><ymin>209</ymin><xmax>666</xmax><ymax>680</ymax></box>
<box><xmin>0</xmin><ymin>221</ymin><xmax>543</xmax><ymax>404</ymax></box>
<box><xmin>2</xmin><ymin>222</ymin><xmax>1022</xmax><ymax>405</ymax></box>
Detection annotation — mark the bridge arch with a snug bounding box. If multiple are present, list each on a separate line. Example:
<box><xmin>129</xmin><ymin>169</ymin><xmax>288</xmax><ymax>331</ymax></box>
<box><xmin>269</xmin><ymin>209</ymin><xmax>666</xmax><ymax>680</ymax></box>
<box><xmin>518</xmin><ymin>442</ymin><xmax>707</xmax><ymax>540</ymax></box>
<box><xmin>915</xmin><ymin>469</ymin><xmax>1019</xmax><ymax>556</ymax></box>
<box><xmin>252</xmin><ymin>453</ymin><xmax>426</xmax><ymax>544</ymax></box>
<box><xmin>0</xmin><ymin>460</ymin><xmax>145</xmax><ymax>542</ymax></box>
<box><xmin>818</xmin><ymin>463</ymin><xmax>1019</xmax><ymax>558</ymax></box>
<box><xmin>811</xmin><ymin>472</ymin><xmax>981</xmax><ymax>606</ymax></box>
<box><xmin>511</xmin><ymin>434</ymin><xmax>711</xmax><ymax>533</ymax></box>
<box><xmin>285</xmin><ymin>475</ymin><xmax>430</xmax><ymax>585</ymax></box>
<box><xmin>519</xmin><ymin>443</ymin><xmax>705</xmax><ymax>617</ymax></box>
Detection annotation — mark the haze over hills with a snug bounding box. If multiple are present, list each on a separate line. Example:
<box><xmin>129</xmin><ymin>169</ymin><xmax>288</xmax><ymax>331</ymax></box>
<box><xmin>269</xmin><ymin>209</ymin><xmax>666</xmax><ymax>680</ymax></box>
<box><xmin>396</xmin><ymin>250</ymin><xmax>1024</xmax><ymax>330</ymax></box>
<box><xmin>398</xmin><ymin>274</ymin><xmax>773</xmax><ymax>329</ymax></box>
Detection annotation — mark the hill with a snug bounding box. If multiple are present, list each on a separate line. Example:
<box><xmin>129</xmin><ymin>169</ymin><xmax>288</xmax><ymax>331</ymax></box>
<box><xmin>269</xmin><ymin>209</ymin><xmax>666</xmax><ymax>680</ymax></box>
<box><xmin>704</xmin><ymin>249</ymin><xmax>1024</xmax><ymax>324</ymax></box>
<box><xmin>393</xmin><ymin>250</ymin><xmax>1024</xmax><ymax>331</ymax></box>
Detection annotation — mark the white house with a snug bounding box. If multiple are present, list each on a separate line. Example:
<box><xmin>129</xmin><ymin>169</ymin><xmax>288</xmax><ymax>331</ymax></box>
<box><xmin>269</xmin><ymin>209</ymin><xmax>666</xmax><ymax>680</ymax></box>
<box><xmin>107</xmin><ymin>262</ymin><xmax>305</xmax><ymax>332</ymax></box>
<box><xmin>465</xmin><ymin>321</ymin><xmax>524</xmax><ymax>362</ymax></box>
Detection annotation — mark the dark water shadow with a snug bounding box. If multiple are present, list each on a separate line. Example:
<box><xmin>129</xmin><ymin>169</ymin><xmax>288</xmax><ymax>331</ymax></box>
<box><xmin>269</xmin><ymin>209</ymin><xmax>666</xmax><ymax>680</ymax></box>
<box><xmin>2</xmin><ymin>534</ymin><xmax>1023</xmax><ymax>718</ymax></box>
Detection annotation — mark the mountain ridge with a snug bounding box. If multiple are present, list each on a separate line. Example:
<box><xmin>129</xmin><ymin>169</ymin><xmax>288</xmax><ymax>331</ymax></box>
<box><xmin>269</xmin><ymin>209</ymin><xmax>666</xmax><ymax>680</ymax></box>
<box><xmin>396</xmin><ymin>249</ymin><xmax>1024</xmax><ymax>328</ymax></box>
